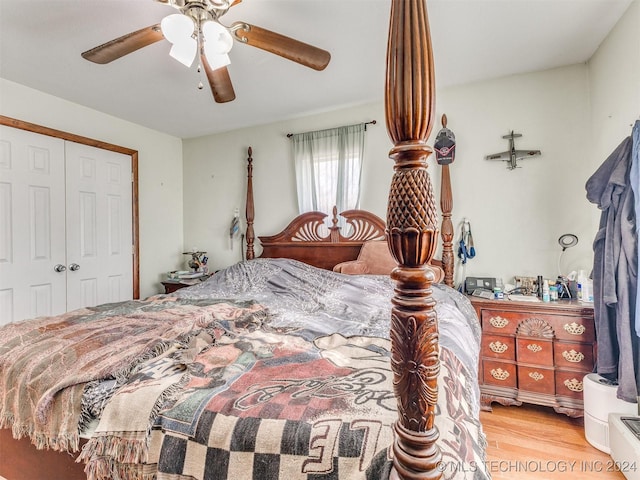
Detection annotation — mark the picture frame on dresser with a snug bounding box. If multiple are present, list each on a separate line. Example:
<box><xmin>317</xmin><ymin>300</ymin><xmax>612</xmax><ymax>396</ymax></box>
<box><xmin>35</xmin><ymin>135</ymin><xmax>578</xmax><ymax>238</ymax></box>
<box><xmin>469</xmin><ymin>295</ymin><xmax>596</xmax><ymax>418</ymax></box>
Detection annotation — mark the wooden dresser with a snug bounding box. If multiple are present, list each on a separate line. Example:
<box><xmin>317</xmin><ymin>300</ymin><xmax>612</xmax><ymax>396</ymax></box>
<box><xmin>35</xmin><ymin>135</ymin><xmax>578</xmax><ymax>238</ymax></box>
<box><xmin>469</xmin><ymin>296</ymin><xmax>595</xmax><ymax>418</ymax></box>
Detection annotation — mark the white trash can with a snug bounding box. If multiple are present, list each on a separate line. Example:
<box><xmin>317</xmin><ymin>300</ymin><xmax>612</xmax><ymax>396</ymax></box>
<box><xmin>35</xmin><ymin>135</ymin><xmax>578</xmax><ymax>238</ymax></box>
<box><xmin>583</xmin><ymin>373</ymin><xmax>637</xmax><ymax>453</ymax></box>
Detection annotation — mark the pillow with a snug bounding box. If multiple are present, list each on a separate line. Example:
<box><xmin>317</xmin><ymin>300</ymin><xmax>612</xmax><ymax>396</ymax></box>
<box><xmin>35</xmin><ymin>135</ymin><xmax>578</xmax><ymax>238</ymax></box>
<box><xmin>334</xmin><ymin>240</ymin><xmax>445</xmax><ymax>283</ymax></box>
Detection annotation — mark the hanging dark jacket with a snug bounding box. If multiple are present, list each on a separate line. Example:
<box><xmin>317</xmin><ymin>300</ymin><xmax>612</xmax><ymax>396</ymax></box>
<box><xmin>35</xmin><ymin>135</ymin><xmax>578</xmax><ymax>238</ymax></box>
<box><xmin>586</xmin><ymin>136</ymin><xmax>638</xmax><ymax>403</ymax></box>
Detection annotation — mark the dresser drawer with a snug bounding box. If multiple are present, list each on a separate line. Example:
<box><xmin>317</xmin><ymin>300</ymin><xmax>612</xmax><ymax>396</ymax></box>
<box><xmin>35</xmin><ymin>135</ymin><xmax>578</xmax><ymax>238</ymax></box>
<box><xmin>516</xmin><ymin>337</ymin><xmax>553</xmax><ymax>366</ymax></box>
<box><xmin>482</xmin><ymin>309</ymin><xmax>594</xmax><ymax>343</ymax></box>
<box><xmin>547</xmin><ymin>316</ymin><xmax>595</xmax><ymax>343</ymax></box>
<box><xmin>483</xmin><ymin>360</ymin><xmax>517</xmax><ymax>388</ymax></box>
<box><xmin>482</xmin><ymin>335</ymin><xmax>515</xmax><ymax>360</ymax></box>
<box><xmin>554</xmin><ymin>342</ymin><xmax>595</xmax><ymax>371</ymax></box>
<box><xmin>517</xmin><ymin>365</ymin><xmax>555</xmax><ymax>394</ymax></box>
<box><xmin>555</xmin><ymin>371</ymin><xmax>585</xmax><ymax>400</ymax></box>
<box><xmin>481</xmin><ymin>311</ymin><xmax>520</xmax><ymax>335</ymax></box>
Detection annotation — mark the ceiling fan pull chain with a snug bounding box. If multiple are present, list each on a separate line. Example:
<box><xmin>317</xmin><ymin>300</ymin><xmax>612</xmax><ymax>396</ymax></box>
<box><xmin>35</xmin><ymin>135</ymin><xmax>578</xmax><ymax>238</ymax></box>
<box><xmin>197</xmin><ymin>23</ymin><xmax>204</xmax><ymax>90</ymax></box>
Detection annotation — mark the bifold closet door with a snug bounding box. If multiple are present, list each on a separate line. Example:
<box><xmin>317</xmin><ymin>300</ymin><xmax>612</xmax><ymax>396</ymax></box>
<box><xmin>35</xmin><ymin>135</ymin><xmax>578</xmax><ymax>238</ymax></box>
<box><xmin>64</xmin><ymin>142</ymin><xmax>133</xmax><ymax>312</ymax></box>
<box><xmin>0</xmin><ymin>126</ymin><xmax>67</xmax><ymax>323</ymax></box>
<box><xmin>0</xmin><ymin>126</ymin><xmax>134</xmax><ymax>324</ymax></box>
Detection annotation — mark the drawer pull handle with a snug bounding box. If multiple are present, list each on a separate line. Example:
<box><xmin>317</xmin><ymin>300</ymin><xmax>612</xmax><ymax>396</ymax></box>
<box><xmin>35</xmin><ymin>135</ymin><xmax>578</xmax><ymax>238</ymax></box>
<box><xmin>529</xmin><ymin>372</ymin><xmax>544</xmax><ymax>381</ymax></box>
<box><xmin>563</xmin><ymin>378</ymin><xmax>584</xmax><ymax>392</ymax></box>
<box><xmin>489</xmin><ymin>341</ymin><xmax>508</xmax><ymax>354</ymax></box>
<box><xmin>562</xmin><ymin>350</ymin><xmax>585</xmax><ymax>363</ymax></box>
<box><xmin>563</xmin><ymin>322</ymin><xmax>586</xmax><ymax>336</ymax></box>
<box><xmin>489</xmin><ymin>316</ymin><xmax>509</xmax><ymax>329</ymax></box>
<box><xmin>527</xmin><ymin>343</ymin><xmax>542</xmax><ymax>353</ymax></box>
<box><xmin>490</xmin><ymin>368</ymin><xmax>510</xmax><ymax>381</ymax></box>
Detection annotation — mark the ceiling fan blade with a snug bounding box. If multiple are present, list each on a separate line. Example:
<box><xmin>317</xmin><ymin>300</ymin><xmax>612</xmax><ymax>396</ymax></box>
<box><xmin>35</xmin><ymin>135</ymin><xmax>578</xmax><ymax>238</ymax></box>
<box><xmin>232</xmin><ymin>22</ymin><xmax>330</xmax><ymax>71</ymax></box>
<box><xmin>82</xmin><ymin>24</ymin><xmax>164</xmax><ymax>64</ymax></box>
<box><xmin>201</xmin><ymin>54</ymin><xmax>236</xmax><ymax>103</ymax></box>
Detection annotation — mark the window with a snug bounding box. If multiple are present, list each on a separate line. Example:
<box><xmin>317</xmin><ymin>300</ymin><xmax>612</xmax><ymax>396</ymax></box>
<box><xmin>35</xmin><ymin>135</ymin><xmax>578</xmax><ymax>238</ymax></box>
<box><xmin>292</xmin><ymin>123</ymin><xmax>366</xmax><ymax>218</ymax></box>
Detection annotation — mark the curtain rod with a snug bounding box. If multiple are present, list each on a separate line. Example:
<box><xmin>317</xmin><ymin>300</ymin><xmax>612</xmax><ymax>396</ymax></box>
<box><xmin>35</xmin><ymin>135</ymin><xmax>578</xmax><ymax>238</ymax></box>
<box><xmin>286</xmin><ymin>120</ymin><xmax>376</xmax><ymax>138</ymax></box>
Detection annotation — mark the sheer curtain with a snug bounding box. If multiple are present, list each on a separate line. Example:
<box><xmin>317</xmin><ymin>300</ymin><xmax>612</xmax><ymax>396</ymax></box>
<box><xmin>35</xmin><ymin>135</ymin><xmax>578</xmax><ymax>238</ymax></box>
<box><xmin>292</xmin><ymin>123</ymin><xmax>366</xmax><ymax>218</ymax></box>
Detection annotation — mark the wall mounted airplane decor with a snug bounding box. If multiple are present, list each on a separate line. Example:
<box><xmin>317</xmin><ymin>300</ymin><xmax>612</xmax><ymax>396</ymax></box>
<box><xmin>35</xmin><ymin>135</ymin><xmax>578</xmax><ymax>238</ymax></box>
<box><xmin>485</xmin><ymin>131</ymin><xmax>541</xmax><ymax>169</ymax></box>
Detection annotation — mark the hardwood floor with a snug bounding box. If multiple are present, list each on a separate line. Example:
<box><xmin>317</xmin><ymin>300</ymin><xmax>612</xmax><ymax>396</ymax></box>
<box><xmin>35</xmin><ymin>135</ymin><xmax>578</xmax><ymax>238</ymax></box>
<box><xmin>480</xmin><ymin>403</ymin><xmax>628</xmax><ymax>479</ymax></box>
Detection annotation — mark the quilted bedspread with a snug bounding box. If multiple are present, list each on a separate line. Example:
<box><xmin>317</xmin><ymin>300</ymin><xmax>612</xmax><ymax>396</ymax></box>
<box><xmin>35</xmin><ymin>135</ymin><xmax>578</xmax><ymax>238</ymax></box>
<box><xmin>0</xmin><ymin>258</ymin><xmax>490</xmax><ymax>480</ymax></box>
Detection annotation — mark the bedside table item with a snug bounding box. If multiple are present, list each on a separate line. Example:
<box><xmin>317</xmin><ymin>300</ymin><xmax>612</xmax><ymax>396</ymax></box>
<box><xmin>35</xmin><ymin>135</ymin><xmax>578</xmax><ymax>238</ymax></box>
<box><xmin>470</xmin><ymin>296</ymin><xmax>595</xmax><ymax>418</ymax></box>
<box><xmin>162</xmin><ymin>274</ymin><xmax>212</xmax><ymax>294</ymax></box>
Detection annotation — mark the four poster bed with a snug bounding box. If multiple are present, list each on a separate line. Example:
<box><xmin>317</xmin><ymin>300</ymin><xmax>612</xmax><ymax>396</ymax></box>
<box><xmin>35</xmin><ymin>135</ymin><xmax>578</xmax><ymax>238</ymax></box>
<box><xmin>0</xmin><ymin>1</ymin><xmax>488</xmax><ymax>479</ymax></box>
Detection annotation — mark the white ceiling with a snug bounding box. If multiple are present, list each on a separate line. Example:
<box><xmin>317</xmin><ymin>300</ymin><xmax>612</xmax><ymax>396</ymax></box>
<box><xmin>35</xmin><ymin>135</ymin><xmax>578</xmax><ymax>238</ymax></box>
<box><xmin>0</xmin><ymin>0</ymin><xmax>634</xmax><ymax>139</ymax></box>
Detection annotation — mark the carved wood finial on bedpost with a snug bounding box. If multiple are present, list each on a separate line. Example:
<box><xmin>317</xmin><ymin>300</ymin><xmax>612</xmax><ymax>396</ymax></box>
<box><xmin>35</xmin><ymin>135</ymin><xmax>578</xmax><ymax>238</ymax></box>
<box><xmin>329</xmin><ymin>205</ymin><xmax>341</xmax><ymax>242</ymax></box>
<box><xmin>245</xmin><ymin>147</ymin><xmax>255</xmax><ymax>260</ymax></box>
<box><xmin>385</xmin><ymin>0</ymin><xmax>442</xmax><ymax>479</ymax></box>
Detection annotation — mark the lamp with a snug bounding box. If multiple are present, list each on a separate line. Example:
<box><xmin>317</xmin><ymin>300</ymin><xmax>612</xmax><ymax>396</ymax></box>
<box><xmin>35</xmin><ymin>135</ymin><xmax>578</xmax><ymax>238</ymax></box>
<box><xmin>557</xmin><ymin>233</ymin><xmax>578</xmax><ymax>274</ymax></box>
<box><xmin>557</xmin><ymin>233</ymin><xmax>578</xmax><ymax>298</ymax></box>
<box><xmin>161</xmin><ymin>14</ymin><xmax>194</xmax><ymax>44</ymax></box>
<box><xmin>558</xmin><ymin>233</ymin><xmax>578</xmax><ymax>251</ymax></box>
<box><xmin>160</xmin><ymin>12</ymin><xmax>233</xmax><ymax>71</ymax></box>
<box><xmin>170</xmin><ymin>38</ymin><xmax>198</xmax><ymax>67</ymax></box>
<box><xmin>202</xmin><ymin>21</ymin><xmax>233</xmax><ymax>54</ymax></box>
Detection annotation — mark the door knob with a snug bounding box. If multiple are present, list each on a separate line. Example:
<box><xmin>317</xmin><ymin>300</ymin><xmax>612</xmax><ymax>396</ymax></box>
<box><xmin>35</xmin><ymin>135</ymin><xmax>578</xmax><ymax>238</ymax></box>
<box><xmin>69</xmin><ymin>263</ymin><xmax>81</xmax><ymax>271</ymax></box>
<box><xmin>54</xmin><ymin>264</ymin><xmax>66</xmax><ymax>273</ymax></box>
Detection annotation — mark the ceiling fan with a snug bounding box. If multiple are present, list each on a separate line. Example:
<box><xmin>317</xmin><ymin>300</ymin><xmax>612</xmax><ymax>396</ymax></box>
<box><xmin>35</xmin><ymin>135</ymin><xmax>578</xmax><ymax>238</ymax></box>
<box><xmin>81</xmin><ymin>0</ymin><xmax>331</xmax><ymax>103</ymax></box>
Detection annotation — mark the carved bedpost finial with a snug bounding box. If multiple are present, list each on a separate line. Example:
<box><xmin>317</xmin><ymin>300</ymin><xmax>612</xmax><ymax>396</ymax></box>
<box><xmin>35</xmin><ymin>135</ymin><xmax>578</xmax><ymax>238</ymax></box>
<box><xmin>385</xmin><ymin>0</ymin><xmax>442</xmax><ymax>478</ymax></box>
<box><xmin>329</xmin><ymin>205</ymin><xmax>340</xmax><ymax>242</ymax></box>
<box><xmin>245</xmin><ymin>147</ymin><xmax>255</xmax><ymax>260</ymax></box>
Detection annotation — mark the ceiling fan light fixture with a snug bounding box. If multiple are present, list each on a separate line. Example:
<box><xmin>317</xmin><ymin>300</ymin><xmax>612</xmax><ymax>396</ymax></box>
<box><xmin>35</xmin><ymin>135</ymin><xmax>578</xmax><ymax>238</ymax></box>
<box><xmin>204</xmin><ymin>51</ymin><xmax>231</xmax><ymax>71</ymax></box>
<box><xmin>161</xmin><ymin>13</ymin><xmax>195</xmax><ymax>44</ymax></box>
<box><xmin>169</xmin><ymin>37</ymin><xmax>197</xmax><ymax>67</ymax></box>
<box><xmin>202</xmin><ymin>20</ymin><xmax>233</xmax><ymax>55</ymax></box>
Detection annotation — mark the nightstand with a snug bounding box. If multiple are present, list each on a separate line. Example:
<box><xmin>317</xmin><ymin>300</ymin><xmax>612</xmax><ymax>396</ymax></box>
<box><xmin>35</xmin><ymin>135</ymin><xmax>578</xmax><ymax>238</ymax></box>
<box><xmin>161</xmin><ymin>274</ymin><xmax>212</xmax><ymax>294</ymax></box>
<box><xmin>469</xmin><ymin>295</ymin><xmax>595</xmax><ymax>418</ymax></box>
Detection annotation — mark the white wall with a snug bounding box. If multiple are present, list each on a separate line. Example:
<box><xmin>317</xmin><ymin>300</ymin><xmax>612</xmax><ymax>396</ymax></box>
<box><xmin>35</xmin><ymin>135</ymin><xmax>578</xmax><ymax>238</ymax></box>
<box><xmin>0</xmin><ymin>79</ymin><xmax>184</xmax><ymax>298</ymax></box>
<box><xmin>588</xmin><ymin>0</ymin><xmax>640</xmax><ymax>165</ymax></box>
<box><xmin>433</xmin><ymin>65</ymin><xmax>593</xmax><ymax>286</ymax></box>
<box><xmin>183</xmin><ymin>64</ymin><xmax>594</xmax><ymax>286</ymax></box>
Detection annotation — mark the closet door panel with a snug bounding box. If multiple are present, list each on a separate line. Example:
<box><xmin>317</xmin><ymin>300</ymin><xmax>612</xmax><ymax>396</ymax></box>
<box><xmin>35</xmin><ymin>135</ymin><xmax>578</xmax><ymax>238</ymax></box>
<box><xmin>65</xmin><ymin>142</ymin><xmax>133</xmax><ymax>311</ymax></box>
<box><xmin>0</xmin><ymin>126</ymin><xmax>66</xmax><ymax>324</ymax></box>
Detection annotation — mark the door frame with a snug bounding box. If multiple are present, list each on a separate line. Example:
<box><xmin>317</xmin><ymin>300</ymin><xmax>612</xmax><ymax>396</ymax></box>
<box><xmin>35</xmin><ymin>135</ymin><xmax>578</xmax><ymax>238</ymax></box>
<box><xmin>0</xmin><ymin>115</ymin><xmax>140</xmax><ymax>299</ymax></box>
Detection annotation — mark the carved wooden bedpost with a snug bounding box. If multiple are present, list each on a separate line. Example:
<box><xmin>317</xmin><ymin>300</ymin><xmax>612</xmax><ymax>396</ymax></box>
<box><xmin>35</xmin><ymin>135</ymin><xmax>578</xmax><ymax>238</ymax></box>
<box><xmin>245</xmin><ymin>147</ymin><xmax>255</xmax><ymax>260</ymax></box>
<box><xmin>439</xmin><ymin>115</ymin><xmax>455</xmax><ymax>288</ymax></box>
<box><xmin>385</xmin><ymin>0</ymin><xmax>442</xmax><ymax>479</ymax></box>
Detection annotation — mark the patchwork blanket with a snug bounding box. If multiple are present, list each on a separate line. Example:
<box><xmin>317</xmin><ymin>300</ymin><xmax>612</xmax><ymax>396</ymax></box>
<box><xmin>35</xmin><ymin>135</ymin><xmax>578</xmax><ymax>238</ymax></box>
<box><xmin>0</xmin><ymin>296</ymin><xmax>267</xmax><ymax>453</ymax></box>
<box><xmin>77</xmin><ymin>318</ymin><xmax>488</xmax><ymax>480</ymax></box>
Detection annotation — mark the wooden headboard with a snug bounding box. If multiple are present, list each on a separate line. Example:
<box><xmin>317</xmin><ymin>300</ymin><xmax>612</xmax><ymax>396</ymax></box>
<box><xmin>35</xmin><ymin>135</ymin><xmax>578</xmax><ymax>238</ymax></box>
<box><xmin>243</xmin><ymin>148</ymin><xmax>453</xmax><ymax>286</ymax></box>
<box><xmin>257</xmin><ymin>207</ymin><xmax>386</xmax><ymax>271</ymax></box>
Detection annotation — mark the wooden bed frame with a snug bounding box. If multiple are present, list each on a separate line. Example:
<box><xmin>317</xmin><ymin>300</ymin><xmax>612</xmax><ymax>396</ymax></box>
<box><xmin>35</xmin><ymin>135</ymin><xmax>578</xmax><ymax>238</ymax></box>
<box><xmin>0</xmin><ymin>1</ymin><xmax>453</xmax><ymax>479</ymax></box>
<box><xmin>243</xmin><ymin>149</ymin><xmax>453</xmax><ymax>286</ymax></box>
